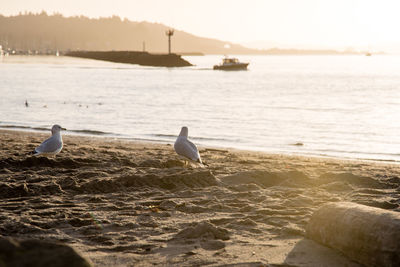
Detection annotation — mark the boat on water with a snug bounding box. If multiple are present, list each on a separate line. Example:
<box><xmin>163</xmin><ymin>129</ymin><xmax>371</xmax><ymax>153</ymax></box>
<box><xmin>213</xmin><ymin>57</ymin><xmax>249</xmax><ymax>70</ymax></box>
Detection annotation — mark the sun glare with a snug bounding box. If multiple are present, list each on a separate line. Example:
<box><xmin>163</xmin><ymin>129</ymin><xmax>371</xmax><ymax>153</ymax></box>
<box><xmin>1</xmin><ymin>0</ymin><xmax>400</xmax><ymax>51</ymax></box>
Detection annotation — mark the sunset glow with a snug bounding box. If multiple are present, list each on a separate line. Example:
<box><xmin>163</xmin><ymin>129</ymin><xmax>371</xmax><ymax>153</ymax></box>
<box><xmin>2</xmin><ymin>0</ymin><xmax>400</xmax><ymax>51</ymax></box>
<box><xmin>2</xmin><ymin>0</ymin><xmax>400</xmax><ymax>266</ymax></box>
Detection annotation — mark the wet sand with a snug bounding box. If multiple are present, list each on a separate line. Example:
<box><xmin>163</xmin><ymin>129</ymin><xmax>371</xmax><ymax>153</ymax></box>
<box><xmin>0</xmin><ymin>129</ymin><xmax>399</xmax><ymax>266</ymax></box>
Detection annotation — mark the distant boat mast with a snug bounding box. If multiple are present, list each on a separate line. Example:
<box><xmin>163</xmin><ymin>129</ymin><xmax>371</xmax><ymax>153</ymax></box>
<box><xmin>165</xmin><ymin>29</ymin><xmax>174</xmax><ymax>54</ymax></box>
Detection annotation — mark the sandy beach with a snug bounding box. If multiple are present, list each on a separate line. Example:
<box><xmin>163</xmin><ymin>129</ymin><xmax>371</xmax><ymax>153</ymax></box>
<box><xmin>1</xmin><ymin>129</ymin><xmax>399</xmax><ymax>266</ymax></box>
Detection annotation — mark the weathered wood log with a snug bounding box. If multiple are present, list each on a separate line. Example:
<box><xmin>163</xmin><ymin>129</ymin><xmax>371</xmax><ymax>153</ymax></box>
<box><xmin>306</xmin><ymin>202</ymin><xmax>400</xmax><ymax>267</ymax></box>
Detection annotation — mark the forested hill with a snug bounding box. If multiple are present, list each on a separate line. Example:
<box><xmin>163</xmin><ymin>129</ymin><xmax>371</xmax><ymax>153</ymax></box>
<box><xmin>0</xmin><ymin>12</ymin><xmax>258</xmax><ymax>54</ymax></box>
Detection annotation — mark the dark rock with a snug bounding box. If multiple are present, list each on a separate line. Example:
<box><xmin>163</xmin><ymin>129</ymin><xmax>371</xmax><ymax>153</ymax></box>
<box><xmin>0</xmin><ymin>236</ymin><xmax>92</xmax><ymax>267</ymax></box>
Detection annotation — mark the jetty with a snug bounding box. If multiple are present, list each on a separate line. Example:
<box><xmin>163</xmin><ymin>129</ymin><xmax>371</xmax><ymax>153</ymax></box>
<box><xmin>65</xmin><ymin>51</ymin><xmax>192</xmax><ymax>67</ymax></box>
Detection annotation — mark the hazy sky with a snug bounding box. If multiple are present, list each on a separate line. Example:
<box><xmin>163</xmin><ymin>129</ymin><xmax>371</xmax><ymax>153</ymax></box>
<box><xmin>2</xmin><ymin>0</ymin><xmax>400</xmax><ymax>50</ymax></box>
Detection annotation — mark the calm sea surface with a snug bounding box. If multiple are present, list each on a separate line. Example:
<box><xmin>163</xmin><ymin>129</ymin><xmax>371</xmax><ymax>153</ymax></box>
<box><xmin>1</xmin><ymin>54</ymin><xmax>400</xmax><ymax>162</ymax></box>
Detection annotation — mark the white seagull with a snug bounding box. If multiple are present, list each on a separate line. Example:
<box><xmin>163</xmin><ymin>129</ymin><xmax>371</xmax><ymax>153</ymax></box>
<box><xmin>33</xmin><ymin>124</ymin><xmax>66</xmax><ymax>156</ymax></box>
<box><xmin>174</xmin><ymin>126</ymin><xmax>202</xmax><ymax>164</ymax></box>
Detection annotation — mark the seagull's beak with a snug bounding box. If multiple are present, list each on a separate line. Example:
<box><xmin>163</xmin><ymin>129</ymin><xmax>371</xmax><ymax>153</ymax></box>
<box><xmin>61</xmin><ymin>127</ymin><xmax>67</xmax><ymax>131</ymax></box>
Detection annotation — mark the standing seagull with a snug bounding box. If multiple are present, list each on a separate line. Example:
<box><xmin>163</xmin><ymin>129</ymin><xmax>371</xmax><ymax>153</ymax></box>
<box><xmin>174</xmin><ymin>126</ymin><xmax>202</xmax><ymax>164</ymax></box>
<box><xmin>33</xmin><ymin>124</ymin><xmax>66</xmax><ymax>156</ymax></box>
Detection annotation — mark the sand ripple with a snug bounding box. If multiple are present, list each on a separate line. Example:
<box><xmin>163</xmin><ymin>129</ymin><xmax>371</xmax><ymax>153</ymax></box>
<box><xmin>0</xmin><ymin>130</ymin><xmax>399</xmax><ymax>266</ymax></box>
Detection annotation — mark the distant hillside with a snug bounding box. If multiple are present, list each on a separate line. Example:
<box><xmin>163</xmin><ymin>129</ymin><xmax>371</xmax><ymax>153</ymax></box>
<box><xmin>0</xmin><ymin>12</ymin><xmax>258</xmax><ymax>54</ymax></box>
<box><xmin>0</xmin><ymin>12</ymin><xmax>374</xmax><ymax>55</ymax></box>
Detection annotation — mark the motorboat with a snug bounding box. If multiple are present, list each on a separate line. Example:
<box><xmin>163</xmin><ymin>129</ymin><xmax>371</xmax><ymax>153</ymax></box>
<box><xmin>213</xmin><ymin>57</ymin><xmax>249</xmax><ymax>70</ymax></box>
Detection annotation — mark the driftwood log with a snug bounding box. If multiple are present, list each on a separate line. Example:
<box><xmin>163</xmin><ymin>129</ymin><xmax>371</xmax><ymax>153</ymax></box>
<box><xmin>306</xmin><ymin>202</ymin><xmax>400</xmax><ymax>267</ymax></box>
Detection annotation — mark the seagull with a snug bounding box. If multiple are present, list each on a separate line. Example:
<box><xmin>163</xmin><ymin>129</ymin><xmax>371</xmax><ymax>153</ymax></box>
<box><xmin>33</xmin><ymin>124</ymin><xmax>66</xmax><ymax>156</ymax></box>
<box><xmin>174</xmin><ymin>126</ymin><xmax>202</xmax><ymax>165</ymax></box>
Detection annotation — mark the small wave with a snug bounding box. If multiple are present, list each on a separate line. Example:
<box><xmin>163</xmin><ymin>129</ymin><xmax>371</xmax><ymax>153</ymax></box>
<box><xmin>0</xmin><ymin>124</ymin><xmax>116</xmax><ymax>137</ymax></box>
<box><xmin>0</xmin><ymin>125</ymin><xmax>31</xmax><ymax>129</ymax></box>
<box><xmin>290</xmin><ymin>150</ymin><xmax>400</xmax><ymax>163</ymax></box>
<box><xmin>69</xmin><ymin>129</ymin><xmax>114</xmax><ymax>136</ymax></box>
<box><xmin>153</xmin><ymin>134</ymin><xmax>177</xmax><ymax>138</ymax></box>
<box><xmin>0</xmin><ymin>125</ymin><xmax>49</xmax><ymax>132</ymax></box>
<box><xmin>193</xmin><ymin>136</ymin><xmax>230</xmax><ymax>142</ymax></box>
<box><xmin>119</xmin><ymin>137</ymin><xmax>171</xmax><ymax>144</ymax></box>
<box><xmin>151</xmin><ymin>134</ymin><xmax>227</xmax><ymax>142</ymax></box>
<box><xmin>311</xmin><ymin>147</ymin><xmax>400</xmax><ymax>157</ymax></box>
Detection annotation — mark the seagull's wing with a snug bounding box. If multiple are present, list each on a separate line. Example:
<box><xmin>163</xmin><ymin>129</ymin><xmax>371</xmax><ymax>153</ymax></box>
<box><xmin>34</xmin><ymin>136</ymin><xmax>62</xmax><ymax>154</ymax></box>
<box><xmin>174</xmin><ymin>138</ymin><xmax>201</xmax><ymax>163</ymax></box>
<box><xmin>185</xmin><ymin>139</ymin><xmax>201</xmax><ymax>163</ymax></box>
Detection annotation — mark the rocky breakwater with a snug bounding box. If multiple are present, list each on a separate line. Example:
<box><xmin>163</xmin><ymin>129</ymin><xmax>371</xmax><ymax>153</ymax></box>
<box><xmin>66</xmin><ymin>51</ymin><xmax>193</xmax><ymax>67</ymax></box>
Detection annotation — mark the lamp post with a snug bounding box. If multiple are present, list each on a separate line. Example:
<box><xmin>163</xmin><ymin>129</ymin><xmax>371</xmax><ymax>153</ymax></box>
<box><xmin>165</xmin><ymin>29</ymin><xmax>174</xmax><ymax>54</ymax></box>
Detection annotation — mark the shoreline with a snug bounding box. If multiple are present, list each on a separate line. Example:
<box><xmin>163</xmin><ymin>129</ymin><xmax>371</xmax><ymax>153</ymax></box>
<box><xmin>1</xmin><ymin>126</ymin><xmax>399</xmax><ymax>165</ymax></box>
<box><xmin>1</xmin><ymin>129</ymin><xmax>399</xmax><ymax>266</ymax></box>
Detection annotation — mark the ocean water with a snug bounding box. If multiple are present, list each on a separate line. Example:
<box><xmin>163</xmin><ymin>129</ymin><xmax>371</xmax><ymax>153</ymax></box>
<box><xmin>1</xmin><ymin>54</ymin><xmax>400</xmax><ymax>162</ymax></box>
